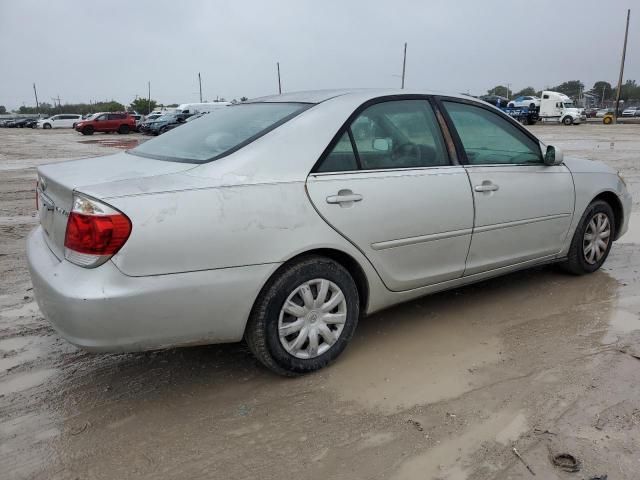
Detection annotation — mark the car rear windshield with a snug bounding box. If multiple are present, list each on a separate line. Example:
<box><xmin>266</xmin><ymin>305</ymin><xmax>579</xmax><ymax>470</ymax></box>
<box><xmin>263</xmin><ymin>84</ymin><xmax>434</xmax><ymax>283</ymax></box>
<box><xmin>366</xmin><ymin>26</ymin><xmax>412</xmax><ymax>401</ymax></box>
<box><xmin>129</xmin><ymin>102</ymin><xmax>310</xmax><ymax>163</ymax></box>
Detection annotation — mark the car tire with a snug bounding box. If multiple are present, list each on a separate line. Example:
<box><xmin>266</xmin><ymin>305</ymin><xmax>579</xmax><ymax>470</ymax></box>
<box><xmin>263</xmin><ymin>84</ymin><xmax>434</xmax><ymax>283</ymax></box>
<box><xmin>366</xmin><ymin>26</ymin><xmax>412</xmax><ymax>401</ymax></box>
<box><xmin>561</xmin><ymin>200</ymin><xmax>615</xmax><ymax>275</ymax></box>
<box><xmin>43</xmin><ymin>123</ymin><xmax>52</xmax><ymax>129</ymax></box>
<box><xmin>508</xmin><ymin>103</ymin><xmax>515</xmax><ymax>108</ymax></box>
<box><xmin>563</xmin><ymin>116</ymin><xmax>573</xmax><ymax>125</ymax></box>
<box><xmin>82</xmin><ymin>126</ymin><xmax>94</xmax><ymax>136</ymax></box>
<box><xmin>603</xmin><ymin>116</ymin><xmax>613</xmax><ymax>125</ymax></box>
<box><xmin>118</xmin><ymin>125</ymin><xmax>130</xmax><ymax>134</ymax></box>
<box><xmin>529</xmin><ymin>103</ymin><xmax>536</xmax><ymax>109</ymax></box>
<box><xmin>245</xmin><ymin>256</ymin><xmax>360</xmax><ymax>376</ymax></box>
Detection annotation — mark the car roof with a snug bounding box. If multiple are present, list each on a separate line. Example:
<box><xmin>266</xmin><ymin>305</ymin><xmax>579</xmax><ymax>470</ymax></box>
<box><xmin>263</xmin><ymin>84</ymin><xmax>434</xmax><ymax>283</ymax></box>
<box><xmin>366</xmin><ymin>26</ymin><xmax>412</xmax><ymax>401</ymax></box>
<box><xmin>248</xmin><ymin>88</ymin><xmax>473</xmax><ymax>105</ymax></box>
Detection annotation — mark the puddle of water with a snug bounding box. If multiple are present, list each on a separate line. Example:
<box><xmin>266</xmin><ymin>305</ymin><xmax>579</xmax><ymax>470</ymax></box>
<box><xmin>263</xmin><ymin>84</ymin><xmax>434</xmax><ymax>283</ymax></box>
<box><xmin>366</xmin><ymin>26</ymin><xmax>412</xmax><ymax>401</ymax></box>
<box><xmin>393</xmin><ymin>411</ymin><xmax>528</xmax><ymax>480</ymax></box>
<box><xmin>495</xmin><ymin>412</ymin><xmax>528</xmax><ymax>445</ymax></box>
<box><xmin>0</xmin><ymin>302</ymin><xmax>40</xmax><ymax>320</ymax></box>
<box><xmin>0</xmin><ymin>335</ymin><xmax>35</xmax><ymax>352</ymax></box>
<box><xmin>603</xmin><ymin>309</ymin><xmax>640</xmax><ymax>344</ymax></box>
<box><xmin>0</xmin><ymin>335</ymin><xmax>51</xmax><ymax>373</ymax></box>
<box><xmin>325</xmin><ymin>304</ymin><xmax>502</xmax><ymax>412</ymax></box>
<box><xmin>619</xmin><ymin>212</ymin><xmax>640</xmax><ymax>244</ymax></box>
<box><xmin>79</xmin><ymin>138</ymin><xmax>142</xmax><ymax>150</ymax></box>
<box><xmin>0</xmin><ymin>368</ymin><xmax>57</xmax><ymax>395</ymax></box>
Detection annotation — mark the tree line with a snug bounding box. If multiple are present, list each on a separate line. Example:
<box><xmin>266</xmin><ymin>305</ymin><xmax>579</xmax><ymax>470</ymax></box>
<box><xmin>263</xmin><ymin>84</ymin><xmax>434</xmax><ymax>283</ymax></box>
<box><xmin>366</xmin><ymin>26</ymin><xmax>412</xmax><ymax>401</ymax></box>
<box><xmin>486</xmin><ymin>80</ymin><xmax>640</xmax><ymax>104</ymax></box>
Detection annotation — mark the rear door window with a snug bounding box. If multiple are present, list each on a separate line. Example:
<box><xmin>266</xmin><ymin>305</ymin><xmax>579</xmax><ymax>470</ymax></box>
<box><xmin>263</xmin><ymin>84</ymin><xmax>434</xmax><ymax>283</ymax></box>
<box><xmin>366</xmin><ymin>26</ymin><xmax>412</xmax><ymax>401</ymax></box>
<box><xmin>316</xmin><ymin>99</ymin><xmax>448</xmax><ymax>172</ymax></box>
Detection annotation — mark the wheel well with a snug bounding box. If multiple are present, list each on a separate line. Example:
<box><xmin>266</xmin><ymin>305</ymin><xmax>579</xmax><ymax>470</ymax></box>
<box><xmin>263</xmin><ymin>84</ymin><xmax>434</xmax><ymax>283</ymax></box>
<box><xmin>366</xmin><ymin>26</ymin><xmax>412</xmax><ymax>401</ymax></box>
<box><xmin>593</xmin><ymin>191</ymin><xmax>623</xmax><ymax>239</ymax></box>
<box><xmin>278</xmin><ymin>249</ymin><xmax>369</xmax><ymax>313</ymax></box>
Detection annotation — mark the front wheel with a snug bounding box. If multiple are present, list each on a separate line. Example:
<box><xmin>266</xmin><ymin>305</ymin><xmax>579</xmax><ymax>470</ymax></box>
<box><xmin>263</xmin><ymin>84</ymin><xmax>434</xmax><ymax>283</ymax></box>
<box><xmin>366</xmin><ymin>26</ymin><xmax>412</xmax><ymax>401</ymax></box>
<box><xmin>245</xmin><ymin>256</ymin><xmax>360</xmax><ymax>376</ymax></box>
<box><xmin>562</xmin><ymin>116</ymin><xmax>573</xmax><ymax>126</ymax></box>
<box><xmin>42</xmin><ymin>123</ymin><xmax>52</xmax><ymax>129</ymax></box>
<box><xmin>561</xmin><ymin>200</ymin><xmax>615</xmax><ymax>275</ymax></box>
<box><xmin>82</xmin><ymin>126</ymin><xmax>94</xmax><ymax>136</ymax></box>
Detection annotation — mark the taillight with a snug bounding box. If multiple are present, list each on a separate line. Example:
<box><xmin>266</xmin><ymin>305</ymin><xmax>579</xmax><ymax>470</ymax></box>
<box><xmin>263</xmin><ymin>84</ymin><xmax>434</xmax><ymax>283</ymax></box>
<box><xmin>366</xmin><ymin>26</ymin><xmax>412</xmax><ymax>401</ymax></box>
<box><xmin>64</xmin><ymin>194</ymin><xmax>132</xmax><ymax>268</ymax></box>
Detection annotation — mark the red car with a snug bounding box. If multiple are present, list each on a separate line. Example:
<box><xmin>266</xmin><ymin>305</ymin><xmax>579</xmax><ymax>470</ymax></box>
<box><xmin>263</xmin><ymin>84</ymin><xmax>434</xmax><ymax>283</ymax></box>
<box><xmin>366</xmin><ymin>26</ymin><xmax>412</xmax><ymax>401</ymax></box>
<box><xmin>75</xmin><ymin>112</ymin><xmax>136</xmax><ymax>135</ymax></box>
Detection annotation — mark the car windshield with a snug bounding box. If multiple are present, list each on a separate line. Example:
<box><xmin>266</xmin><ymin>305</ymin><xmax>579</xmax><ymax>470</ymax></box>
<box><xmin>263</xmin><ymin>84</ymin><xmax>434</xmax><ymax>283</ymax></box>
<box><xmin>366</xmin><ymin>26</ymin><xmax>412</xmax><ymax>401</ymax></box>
<box><xmin>130</xmin><ymin>102</ymin><xmax>309</xmax><ymax>163</ymax></box>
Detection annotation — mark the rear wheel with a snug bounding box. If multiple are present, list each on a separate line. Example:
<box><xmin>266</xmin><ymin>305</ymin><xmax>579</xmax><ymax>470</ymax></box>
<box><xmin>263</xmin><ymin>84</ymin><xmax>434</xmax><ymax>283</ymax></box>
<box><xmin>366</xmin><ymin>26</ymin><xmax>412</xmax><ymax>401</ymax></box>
<box><xmin>245</xmin><ymin>256</ymin><xmax>359</xmax><ymax>376</ymax></box>
<box><xmin>563</xmin><ymin>116</ymin><xmax>573</xmax><ymax>126</ymax></box>
<box><xmin>117</xmin><ymin>125</ymin><xmax>130</xmax><ymax>134</ymax></box>
<box><xmin>561</xmin><ymin>200</ymin><xmax>614</xmax><ymax>275</ymax></box>
<box><xmin>82</xmin><ymin>126</ymin><xmax>94</xmax><ymax>136</ymax></box>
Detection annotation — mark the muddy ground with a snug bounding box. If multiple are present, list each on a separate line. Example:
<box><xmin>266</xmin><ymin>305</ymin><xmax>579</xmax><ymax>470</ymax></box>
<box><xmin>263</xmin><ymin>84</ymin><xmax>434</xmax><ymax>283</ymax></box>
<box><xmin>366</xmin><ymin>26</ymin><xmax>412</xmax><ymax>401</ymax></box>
<box><xmin>1</xmin><ymin>125</ymin><xmax>640</xmax><ymax>480</ymax></box>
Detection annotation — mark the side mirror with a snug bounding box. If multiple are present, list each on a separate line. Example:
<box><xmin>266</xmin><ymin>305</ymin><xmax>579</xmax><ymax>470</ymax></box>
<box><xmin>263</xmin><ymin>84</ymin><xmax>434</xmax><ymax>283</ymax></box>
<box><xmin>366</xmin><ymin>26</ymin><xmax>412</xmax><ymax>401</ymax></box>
<box><xmin>544</xmin><ymin>145</ymin><xmax>564</xmax><ymax>165</ymax></box>
<box><xmin>372</xmin><ymin>138</ymin><xmax>391</xmax><ymax>152</ymax></box>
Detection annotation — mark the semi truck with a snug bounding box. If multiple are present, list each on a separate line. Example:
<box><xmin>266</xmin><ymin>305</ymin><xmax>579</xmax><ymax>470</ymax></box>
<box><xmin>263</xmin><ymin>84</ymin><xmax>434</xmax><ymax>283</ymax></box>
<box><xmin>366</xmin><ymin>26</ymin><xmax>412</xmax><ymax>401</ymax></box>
<box><xmin>538</xmin><ymin>91</ymin><xmax>586</xmax><ymax>125</ymax></box>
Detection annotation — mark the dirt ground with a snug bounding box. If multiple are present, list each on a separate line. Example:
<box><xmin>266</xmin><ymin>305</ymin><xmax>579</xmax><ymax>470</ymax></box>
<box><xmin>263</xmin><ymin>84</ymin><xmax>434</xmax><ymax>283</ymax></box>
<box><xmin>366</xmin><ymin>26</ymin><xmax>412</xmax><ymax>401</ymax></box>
<box><xmin>1</xmin><ymin>125</ymin><xmax>640</xmax><ymax>480</ymax></box>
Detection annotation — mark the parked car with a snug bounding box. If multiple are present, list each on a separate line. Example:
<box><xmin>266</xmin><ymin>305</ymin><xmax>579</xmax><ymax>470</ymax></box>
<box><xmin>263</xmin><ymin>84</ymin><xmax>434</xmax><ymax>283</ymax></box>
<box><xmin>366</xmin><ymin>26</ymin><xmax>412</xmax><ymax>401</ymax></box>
<box><xmin>596</xmin><ymin>108</ymin><xmax>613</xmax><ymax>118</ymax></box>
<box><xmin>507</xmin><ymin>96</ymin><xmax>541</xmax><ymax>109</ymax></box>
<box><xmin>11</xmin><ymin>117</ymin><xmax>39</xmax><ymax>128</ymax></box>
<box><xmin>137</xmin><ymin>113</ymin><xmax>165</xmax><ymax>133</ymax></box>
<box><xmin>583</xmin><ymin>108</ymin><xmax>598</xmax><ymax>118</ymax></box>
<box><xmin>74</xmin><ymin>112</ymin><xmax>136</xmax><ymax>135</ymax></box>
<box><xmin>28</xmin><ymin>89</ymin><xmax>632</xmax><ymax>375</ymax></box>
<box><xmin>479</xmin><ymin>95</ymin><xmax>510</xmax><ymax>107</ymax></box>
<box><xmin>141</xmin><ymin>112</ymin><xmax>192</xmax><ymax>135</ymax></box>
<box><xmin>621</xmin><ymin>106</ymin><xmax>640</xmax><ymax>117</ymax></box>
<box><xmin>37</xmin><ymin>114</ymin><xmax>83</xmax><ymax>129</ymax></box>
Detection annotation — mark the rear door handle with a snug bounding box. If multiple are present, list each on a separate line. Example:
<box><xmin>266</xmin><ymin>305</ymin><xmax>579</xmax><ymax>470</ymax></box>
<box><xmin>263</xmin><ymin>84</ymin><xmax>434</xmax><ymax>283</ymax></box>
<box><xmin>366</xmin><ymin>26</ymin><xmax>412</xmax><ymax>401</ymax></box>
<box><xmin>474</xmin><ymin>183</ymin><xmax>499</xmax><ymax>192</ymax></box>
<box><xmin>326</xmin><ymin>190</ymin><xmax>363</xmax><ymax>205</ymax></box>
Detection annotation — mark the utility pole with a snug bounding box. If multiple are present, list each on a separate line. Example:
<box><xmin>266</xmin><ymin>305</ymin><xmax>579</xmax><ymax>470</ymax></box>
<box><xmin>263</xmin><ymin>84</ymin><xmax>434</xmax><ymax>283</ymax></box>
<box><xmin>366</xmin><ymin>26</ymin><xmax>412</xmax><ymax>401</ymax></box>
<box><xmin>147</xmin><ymin>81</ymin><xmax>151</xmax><ymax>115</ymax></box>
<box><xmin>602</xmin><ymin>84</ymin><xmax>606</xmax><ymax>107</ymax></box>
<box><xmin>32</xmin><ymin>83</ymin><xmax>40</xmax><ymax>114</ymax></box>
<box><xmin>401</xmin><ymin>42</ymin><xmax>407</xmax><ymax>89</ymax></box>
<box><xmin>198</xmin><ymin>72</ymin><xmax>203</xmax><ymax>102</ymax></box>
<box><xmin>506</xmin><ymin>83</ymin><xmax>511</xmax><ymax>100</ymax></box>
<box><xmin>277</xmin><ymin>62</ymin><xmax>282</xmax><ymax>94</ymax></box>
<box><xmin>614</xmin><ymin>9</ymin><xmax>631</xmax><ymax>124</ymax></box>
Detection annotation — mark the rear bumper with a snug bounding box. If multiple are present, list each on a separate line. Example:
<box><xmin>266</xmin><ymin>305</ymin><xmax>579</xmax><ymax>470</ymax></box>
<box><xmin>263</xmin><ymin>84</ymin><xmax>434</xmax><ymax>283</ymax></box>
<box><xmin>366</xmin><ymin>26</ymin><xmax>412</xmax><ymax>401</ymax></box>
<box><xmin>27</xmin><ymin>226</ymin><xmax>278</xmax><ymax>352</ymax></box>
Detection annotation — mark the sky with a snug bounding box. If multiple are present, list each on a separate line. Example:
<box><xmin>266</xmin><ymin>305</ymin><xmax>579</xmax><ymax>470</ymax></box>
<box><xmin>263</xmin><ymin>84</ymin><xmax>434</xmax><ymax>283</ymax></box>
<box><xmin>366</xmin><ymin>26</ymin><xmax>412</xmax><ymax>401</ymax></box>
<box><xmin>0</xmin><ymin>0</ymin><xmax>637</xmax><ymax>109</ymax></box>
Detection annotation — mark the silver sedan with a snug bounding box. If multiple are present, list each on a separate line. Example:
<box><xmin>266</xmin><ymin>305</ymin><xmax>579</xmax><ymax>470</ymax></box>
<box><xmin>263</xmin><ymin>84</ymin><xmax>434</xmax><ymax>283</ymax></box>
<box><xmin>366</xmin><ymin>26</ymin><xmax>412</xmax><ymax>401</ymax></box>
<box><xmin>27</xmin><ymin>89</ymin><xmax>632</xmax><ymax>375</ymax></box>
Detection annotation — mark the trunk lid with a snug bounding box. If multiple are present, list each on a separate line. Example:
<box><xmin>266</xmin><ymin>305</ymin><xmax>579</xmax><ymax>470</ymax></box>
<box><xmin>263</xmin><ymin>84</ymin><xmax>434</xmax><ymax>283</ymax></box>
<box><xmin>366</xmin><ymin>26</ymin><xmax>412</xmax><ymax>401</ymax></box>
<box><xmin>36</xmin><ymin>151</ymin><xmax>196</xmax><ymax>260</ymax></box>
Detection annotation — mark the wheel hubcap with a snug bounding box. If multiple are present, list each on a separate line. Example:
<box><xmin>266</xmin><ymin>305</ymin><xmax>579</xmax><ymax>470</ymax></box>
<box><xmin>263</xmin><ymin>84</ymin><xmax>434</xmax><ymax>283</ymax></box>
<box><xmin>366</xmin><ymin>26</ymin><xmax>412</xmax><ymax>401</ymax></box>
<box><xmin>278</xmin><ymin>278</ymin><xmax>347</xmax><ymax>359</ymax></box>
<box><xmin>583</xmin><ymin>212</ymin><xmax>611</xmax><ymax>265</ymax></box>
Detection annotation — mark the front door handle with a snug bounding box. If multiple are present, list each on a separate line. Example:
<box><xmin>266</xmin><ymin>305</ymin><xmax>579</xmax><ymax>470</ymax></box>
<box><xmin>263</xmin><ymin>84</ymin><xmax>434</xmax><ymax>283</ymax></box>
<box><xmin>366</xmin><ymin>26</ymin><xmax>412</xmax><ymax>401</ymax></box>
<box><xmin>326</xmin><ymin>189</ymin><xmax>363</xmax><ymax>206</ymax></box>
<box><xmin>474</xmin><ymin>182</ymin><xmax>499</xmax><ymax>192</ymax></box>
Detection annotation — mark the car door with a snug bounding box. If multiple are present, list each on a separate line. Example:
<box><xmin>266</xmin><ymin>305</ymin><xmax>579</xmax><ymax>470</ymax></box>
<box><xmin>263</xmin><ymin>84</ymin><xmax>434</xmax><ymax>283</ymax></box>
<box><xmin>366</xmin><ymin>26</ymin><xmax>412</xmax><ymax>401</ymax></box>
<box><xmin>306</xmin><ymin>98</ymin><xmax>474</xmax><ymax>292</ymax></box>
<box><xmin>94</xmin><ymin>114</ymin><xmax>109</xmax><ymax>130</ymax></box>
<box><xmin>58</xmin><ymin>115</ymin><xmax>71</xmax><ymax>128</ymax></box>
<box><xmin>107</xmin><ymin>113</ymin><xmax>121</xmax><ymax>130</ymax></box>
<box><xmin>440</xmin><ymin>99</ymin><xmax>575</xmax><ymax>275</ymax></box>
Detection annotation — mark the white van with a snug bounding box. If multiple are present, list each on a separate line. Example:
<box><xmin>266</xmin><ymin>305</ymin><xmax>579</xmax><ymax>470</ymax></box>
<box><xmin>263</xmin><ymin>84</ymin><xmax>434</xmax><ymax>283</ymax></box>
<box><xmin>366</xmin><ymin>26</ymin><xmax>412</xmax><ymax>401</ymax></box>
<box><xmin>539</xmin><ymin>91</ymin><xmax>585</xmax><ymax>125</ymax></box>
<box><xmin>176</xmin><ymin>102</ymin><xmax>231</xmax><ymax>114</ymax></box>
<box><xmin>37</xmin><ymin>114</ymin><xmax>83</xmax><ymax>129</ymax></box>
